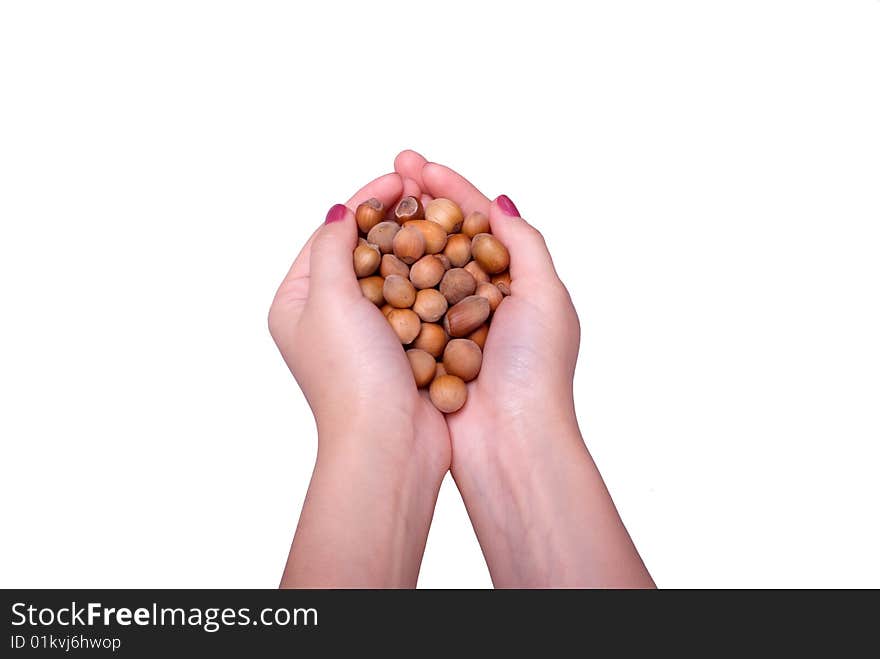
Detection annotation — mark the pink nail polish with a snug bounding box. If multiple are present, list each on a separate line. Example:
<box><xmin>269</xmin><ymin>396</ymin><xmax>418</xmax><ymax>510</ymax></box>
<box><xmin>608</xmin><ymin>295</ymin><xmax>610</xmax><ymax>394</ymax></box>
<box><xmin>495</xmin><ymin>195</ymin><xmax>520</xmax><ymax>217</ymax></box>
<box><xmin>325</xmin><ymin>204</ymin><xmax>347</xmax><ymax>224</ymax></box>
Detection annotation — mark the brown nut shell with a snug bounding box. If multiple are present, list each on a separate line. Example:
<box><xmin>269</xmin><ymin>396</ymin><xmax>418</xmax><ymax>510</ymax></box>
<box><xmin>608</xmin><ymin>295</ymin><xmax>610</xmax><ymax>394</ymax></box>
<box><xmin>406</xmin><ymin>349</ymin><xmax>436</xmax><ymax>388</ymax></box>
<box><xmin>425</xmin><ymin>198</ymin><xmax>464</xmax><ymax>233</ymax></box>
<box><xmin>380</xmin><ymin>303</ymin><xmax>394</xmax><ymax>318</ymax></box>
<box><xmin>383</xmin><ymin>275</ymin><xmax>416</xmax><ymax>308</ymax></box>
<box><xmin>380</xmin><ymin>253</ymin><xmax>410</xmax><ymax>279</ymax></box>
<box><xmin>353</xmin><ymin>243</ymin><xmax>381</xmax><ymax>277</ymax></box>
<box><xmin>409</xmin><ymin>255</ymin><xmax>445</xmax><ymax>289</ymax></box>
<box><xmin>403</xmin><ymin>220</ymin><xmax>448</xmax><ymax>254</ymax></box>
<box><xmin>387</xmin><ymin>308</ymin><xmax>421</xmax><ymax>344</ymax></box>
<box><xmin>412</xmin><ymin>322</ymin><xmax>448</xmax><ymax>358</ymax></box>
<box><xmin>464</xmin><ymin>260</ymin><xmax>490</xmax><ymax>284</ymax></box>
<box><xmin>358</xmin><ymin>276</ymin><xmax>385</xmax><ymax>306</ymax></box>
<box><xmin>394</xmin><ymin>196</ymin><xmax>424</xmax><ymax>224</ymax></box>
<box><xmin>412</xmin><ymin>288</ymin><xmax>448</xmax><ymax>322</ymax></box>
<box><xmin>439</xmin><ymin>267</ymin><xmax>477</xmax><ymax>306</ymax></box>
<box><xmin>434</xmin><ymin>362</ymin><xmax>447</xmax><ymax>379</ymax></box>
<box><xmin>491</xmin><ymin>271</ymin><xmax>511</xmax><ymax>287</ymax></box>
<box><xmin>461</xmin><ymin>211</ymin><xmax>490</xmax><ymax>238</ymax></box>
<box><xmin>444</xmin><ymin>295</ymin><xmax>491</xmax><ymax>337</ymax></box>
<box><xmin>436</xmin><ymin>254</ymin><xmax>452</xmax><ymax>270</ymax></box>
<box><xmin>467</xmin><ymin>324</ymin><xmax>489</xmax><ymax>349</ymax></box>
<box><xmin>471</xmin><ymin>233</ymin><xmax>510</xmax><ymax>274</ymax></box>
<box><xmin>475</xmin><ymin>282</ymin><xmax>503</xmax><ymax>312</ymax></box>
<box><xmin>367</xmin><ymin>221</ymin><xmax>401</xmax><ymax>254</ymax></box>
<box><xmin>443</xmin><ymin>233</ymin><xmax>472</xmax><ymax>268</ymax></box>
<box><xmin>442</xmin><ymin>339</ymin><xmax>483</xmax><ymax>382</ymax></box>
<box><xmin>356</xmin><ymin>198</ymin><xmax>385</xmax><ymax>234</ymax></box>
<box><xmin>392</xmin><ymin>226</ymin><xmax>426</xmax><ymax>264</ymax></box>
<box><xmin>429</xmin><ymin>375</ymin><xmax>467</xmax><ymax>413</ymax></box>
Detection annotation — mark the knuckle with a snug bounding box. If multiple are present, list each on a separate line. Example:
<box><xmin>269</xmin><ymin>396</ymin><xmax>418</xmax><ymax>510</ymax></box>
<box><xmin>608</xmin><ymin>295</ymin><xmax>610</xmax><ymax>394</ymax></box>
<box><xmin>267</xmin><ymin>300</ymin><xmax>283</xmax><ymax>340</ymax></box>
<box><xmin>526</xmin><ymin>224</ymin><xmax>548</xmax><ymax>249</ymax></box>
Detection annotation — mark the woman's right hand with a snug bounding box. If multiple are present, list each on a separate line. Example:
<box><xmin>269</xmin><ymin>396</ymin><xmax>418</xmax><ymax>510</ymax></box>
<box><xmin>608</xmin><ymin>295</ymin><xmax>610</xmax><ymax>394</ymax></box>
<box><xmin>394</xmin><ymin>151</ymin><xmax>654</xmax><ymax>588</ymax></box>
<box><xmin>393</xmin><ymin>151</ymin><xmax>581</xmax><ymax>458</ymax></box>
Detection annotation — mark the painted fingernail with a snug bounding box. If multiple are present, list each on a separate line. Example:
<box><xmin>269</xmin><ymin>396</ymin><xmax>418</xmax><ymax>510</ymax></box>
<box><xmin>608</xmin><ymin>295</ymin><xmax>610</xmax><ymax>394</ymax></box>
<box><xmin>495</xmin><ymin>195</ymin><xmax>520</xmax><ymax>217</ymax></box>
<box><xmin>325</xmin><ymin>203</ymin><xmax>347</xmax><ymax>224</ymax></box>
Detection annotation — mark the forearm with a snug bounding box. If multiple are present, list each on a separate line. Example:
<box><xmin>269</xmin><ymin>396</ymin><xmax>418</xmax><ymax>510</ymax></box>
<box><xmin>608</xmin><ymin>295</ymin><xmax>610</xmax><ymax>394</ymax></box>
<box><xmin>453</xmin><ymin>419</ymin><xmax>654</xmax><ymax>588</ymax></box>
<box><xmin>281</xmin><ymin>432</ymin><xmax>444</xmax><ymax>588</ymax></box>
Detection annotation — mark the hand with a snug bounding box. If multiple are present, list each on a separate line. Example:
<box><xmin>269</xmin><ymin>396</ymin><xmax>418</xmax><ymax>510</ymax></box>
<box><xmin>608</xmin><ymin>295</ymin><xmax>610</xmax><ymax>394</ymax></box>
<box><xmin>269</xmin><ymin>172</ymin><xmax>450</xmax><ymax>587</ymax></box>
<box><xmin>394</xmin><ymin>151</ymin><xmax>654</xmax><ymax>587</ymax></box>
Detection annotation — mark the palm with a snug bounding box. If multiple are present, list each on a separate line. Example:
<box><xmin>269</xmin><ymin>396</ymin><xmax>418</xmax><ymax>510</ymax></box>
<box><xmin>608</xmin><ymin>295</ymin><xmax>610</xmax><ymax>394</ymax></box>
<box><xmin>448</xmin><ymin>286</ymin><xmax>577</xmax><ymax>452</ymax></box>
<box><xmin>322</xmin><ymin>294</ymin><xmax>449</xmax><ymax>447</ymax></box>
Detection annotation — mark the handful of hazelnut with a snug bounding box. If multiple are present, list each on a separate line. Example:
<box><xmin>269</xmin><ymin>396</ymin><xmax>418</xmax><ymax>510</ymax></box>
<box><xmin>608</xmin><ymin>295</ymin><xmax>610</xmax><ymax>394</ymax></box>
<box><xmin>354</xmin><ymin>196</ymin><xmax>510</xmax><ymax>413</ymax></box>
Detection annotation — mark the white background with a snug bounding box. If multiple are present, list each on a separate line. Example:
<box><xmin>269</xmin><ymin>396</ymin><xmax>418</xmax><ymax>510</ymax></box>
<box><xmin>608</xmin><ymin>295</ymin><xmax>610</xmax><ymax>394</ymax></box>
<box><xmin>1</xmin><ymin>1</ymin><xmax>879</xmax><ymax>588</ymax></box>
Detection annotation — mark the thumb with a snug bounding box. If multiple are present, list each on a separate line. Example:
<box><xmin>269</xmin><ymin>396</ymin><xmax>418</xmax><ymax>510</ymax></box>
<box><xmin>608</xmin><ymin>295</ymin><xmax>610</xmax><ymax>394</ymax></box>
<box><xmin>308</xmin><ymin>203</ymin><xmax>361</xmax><ymax>299</ymax></box>
<box><xmin>487</xmin><ymin>195</ymin><xmax>559</xmax><ymax>284</ymax></box>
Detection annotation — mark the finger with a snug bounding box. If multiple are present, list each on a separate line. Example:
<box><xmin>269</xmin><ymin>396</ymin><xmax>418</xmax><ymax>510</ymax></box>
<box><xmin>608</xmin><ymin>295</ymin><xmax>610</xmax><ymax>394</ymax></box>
<box><xmin>487</xmin><ymin>195</ymin><xmax>559</xmax><ymax>283</ymax></box>
<box><xmin>420</xmin><ymin>162</ymin><xmax>491</xmax><ymax>217</ymax></box>
<box><xmin>345</xmin><ymin>171</ymin><xmax>403</xmax><ymax>212</ymax></box>
<box><xmin>401</xmin><ymin>176</ymin><xmax>422</xmax><ymax>202</ymax></box>
<box><xmin>284</xmin><ymin>173</ymin><xmax>403</xmax><ymax>285</ymax></box>
<box><xmin>308</xmin><ymin>204</ymin><xmax>361</xmax><ymax>299</ymax></box>
<box><xmin>394</xmin><ymin>149</ymin><xmax>428</xmax><ymax>189</ymax></box>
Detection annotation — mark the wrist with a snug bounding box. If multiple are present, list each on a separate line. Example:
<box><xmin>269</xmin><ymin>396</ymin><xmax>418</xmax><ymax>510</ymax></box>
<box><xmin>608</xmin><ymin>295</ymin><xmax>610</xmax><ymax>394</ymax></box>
<box><xmin>317</xmin><ymin>412</ymin><xmax>447</xmax><ymax>476</ymax></box>
<box><xmin>449</xmin><ymin>411</ymin><xmax>654</xmax><ymax>588</ymax></box>
<box><xmin>283</xmin><ymin>426</ymin><xmax>445</xmax><ymax>588</ymax></box>
<box><xmin>451</xmin><ymin>404</ymin><xmax>584</xmax><ymax>475</ymax></box>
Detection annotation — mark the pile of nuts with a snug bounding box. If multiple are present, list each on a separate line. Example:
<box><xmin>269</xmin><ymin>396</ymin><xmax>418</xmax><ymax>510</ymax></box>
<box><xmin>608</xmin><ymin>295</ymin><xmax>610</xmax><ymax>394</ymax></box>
<box><xmin>354</xmin><ymin>196</ymin><xmax>510</xmax><ymax>413</ymax></box>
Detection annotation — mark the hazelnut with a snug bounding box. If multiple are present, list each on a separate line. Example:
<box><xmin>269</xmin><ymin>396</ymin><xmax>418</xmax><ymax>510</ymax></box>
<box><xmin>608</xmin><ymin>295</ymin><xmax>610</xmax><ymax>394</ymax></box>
<box><xmin>380</xmin><ymin>254</ymin><xmax>410</xmax><ymax>279</ymax></box>
<box><xmin>358</xmin><ymin>276</ymin><xmax>385</xmax><ymax>306</ymax></box>
<box><xmin>429</xmin><ymin>375</ymin><xmax>467</xmax><ymax>413</ymax></box>
<box><xmin>471</xmin><ymin>233</ymin><xmax>510</xmax><ymax>274</ymax></box>
<box><xmin>356</xmin><ymin>198</ymin><xmax>385</xmax><ymax>234</ymax></box>
<box><xmin>425</xmin><ymin>198</ymin><xmax>464</xmax><ymax>233</ymax></box>
<box><xmin>409</xmin><ymin>255</ymin><xmax>445</xmax><ymax>289</ymax></box>
<box><xmin>443</xmin><ymin>233</ymin><xmax>472</xmax><ymax>268</ymax></box>
<box><xmin>403</xmin><ymin>220</ymin><xmax>447</xmax><ymax>254</ymax></box>
<box><xmin>467</xmin><ymin>323</ymin><xmax>489</xmax><ymax>349</ymax></box>
<box><xmin>443</xmin><ymin>339</ymin><xmax>483</xmax><ymax>382</ymax></box>
<box><xmin>387</xmin><ymin>308</ymin><xmax>421</xmax><ymax>344</ymax></box>
<box><xmin>439</xmin><ymin>268</ymin><xmax>477</xmax><ymax>305</ymax></box>
<box><xmin>491</xmin><ymin>270</ymin><xmax>511</xmax><ymax>290</ymax></box>
<box><xmin>353</xmin><ymin>243</ymin><xmax>381</xmax><ymax>277</ymax></box>
<box><xmin>392</xmin><ymin>226</ymin><xmax>426</xmax><ymax>264</ymax></box>
<box><xmin>406</xmin><ymin>349</ymin><xmax>436</xmax><ymax>388</ymax></box>
<box><xmin>412</xmin><ymin>288</ymin><xmax>448</xmax><ymax>322</ymax></box>
<box><xmin>394</xmin><ymin>196</ymin><xmax>424</xmax><ymax>224</ymax></box>
<box><xmin>464</xmin><ymin>260</ymin><xmax>490</xmax><ymax>284</ymax></box>
<box><xmin>475</xmin><ymin>282</ymin><xmax>503</xmax><ymax>312</ymax></box>
<box><xmin>444</xmin><ymin>295</ymin><xmax>491</xmax><ymax>337</ymax></box>
<box><xmin>412</xmin><ymin>322</ymin><xmax>448</xmax><ymax>358</ymax></box>
<box><xmin>350</xmin><ymin>190</ymin><xmax>511</xmax><ymax>413</ymax></box>
<box><xmin>383</xmin><ymin>275</ymin><xmax>416</xmax><ymax>308</ymax></box>
<box><xmin>367</xmin><ymin>221</ymin><xmax>401</xmax><ymax>254</ymax></box>
<box><xmin>462</xmin><ymin>211</ymin><xmax>490</xmax><ymax>238</ymax></box>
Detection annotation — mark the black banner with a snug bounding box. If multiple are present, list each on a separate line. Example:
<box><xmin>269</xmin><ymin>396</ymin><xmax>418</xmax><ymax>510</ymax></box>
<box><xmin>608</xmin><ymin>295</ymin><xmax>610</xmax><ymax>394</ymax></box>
<box><xmin>2</xmin><ymin>589</ymin><xmax>875</xmax><ymax>655</ymax></box>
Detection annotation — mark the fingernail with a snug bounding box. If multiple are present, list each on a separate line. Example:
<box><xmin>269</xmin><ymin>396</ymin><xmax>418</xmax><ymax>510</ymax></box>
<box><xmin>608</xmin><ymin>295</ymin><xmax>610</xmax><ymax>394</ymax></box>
<box><xmin>495</xmin><ymin>195</ymin><xmax>520</xmax><ymax>217</ymax></box>
<box><xmin>325</xmin><ymin>203</ymin><xmax>347</xmax><ymax>224</ymax></box>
